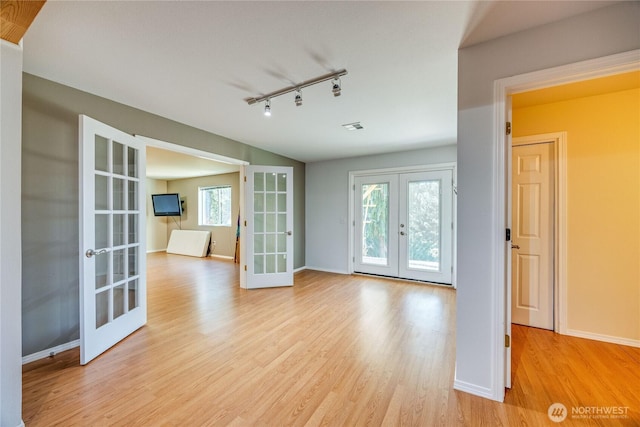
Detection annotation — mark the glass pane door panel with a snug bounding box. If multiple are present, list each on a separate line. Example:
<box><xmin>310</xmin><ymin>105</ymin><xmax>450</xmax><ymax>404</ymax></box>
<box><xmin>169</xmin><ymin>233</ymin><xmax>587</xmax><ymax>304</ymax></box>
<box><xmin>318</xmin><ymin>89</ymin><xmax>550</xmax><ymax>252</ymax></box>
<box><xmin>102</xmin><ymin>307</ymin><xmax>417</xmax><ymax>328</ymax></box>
<box><xmin>95</xmin><ymin>252</ymin><xmax>109</xmax><ymax>290</ymax></box>
<box><xmin>95</xmin><ymin>175</ymin><xmax>108</xmax><ymax>210</ymax></box>
<box><xmin>128</xmin><ymin>215</ymin><xmax>138</xmax><ymax>244</ymax></box>
<box><xmin>361</xmin><ymin>183</ymin><xmax>389</xmax><ymax>266</ymax></box>
<box><xmin>127</xmin><ymin>147</ymin><xmax>138</xmax><ymax>178</ymax></box>
<box><xmin>128</xmin><ymin>248</ymin><xmax>138</xmax><ymax>276</ymax></box>
<box><xmin>113</xmin><ymin>214</ymin><xmax>125</xmax><ymax>246</ymax></box>
<box><xmin>95</xmin><ymin>214</ymin><xmax>109</xmax><ymax>249</ymax></box>
<box><xmin>113</xmin><ymin>141</ymin><xmax>125</xmax><ymax>175</ymax></box>
<box><xmin>128</xmin><ymin>181</ymin><xmax>138</xmax><ymax>210</ymax></box>
<box><xmin>128</xmin><ymin>279</ymin><xmax>138</xmax><ymax>311</ymax></box>
<box><xmin>113</xmin><ymin>249</ymin><xmax>126</xmax><ymax>283</ymax></box>
<box><xmin>113</xmin><ymin>178</ymin><xmax>125</xmax><ymax>210</ymax></box>
<box><xmin>114</xmin><ymin>284</ymin><xmax>125</xmax><ymax>320</ymax></box>
<box><xmin>95</xmin><ymin>135</ymin><xmax>108</xmax><ymax>172</ymax></box>
<box><xmin>96</xmin><ymin>290</ymin><xmax>109</xmax><ymax>328</ymax></box>
<box><xmin>407</xmin><ymin>179</ymin><xmax>441</xmax><ymax>271</ymax></box>
<box><xmin>254</xmin><ymin>255</ymin><xmax>264</xmax><ymax>274</ymax></box>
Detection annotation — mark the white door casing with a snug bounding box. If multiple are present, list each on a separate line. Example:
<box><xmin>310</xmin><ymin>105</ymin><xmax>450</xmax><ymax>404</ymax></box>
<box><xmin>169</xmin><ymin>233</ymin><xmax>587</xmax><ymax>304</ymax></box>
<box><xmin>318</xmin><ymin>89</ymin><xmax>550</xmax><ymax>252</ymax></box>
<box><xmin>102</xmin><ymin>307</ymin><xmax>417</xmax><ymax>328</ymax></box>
<box><xmin>354</xmin><ymin>169</ymin><xmax>453</xmax><ymax>284</ymax></box>
<box><xmin>511</xmin><ymin>142</ymin><xmax>554</xmax><ymax>330</ymax></box>
<box><xmin>79</xmin><ymin>115</ymin><xmax>147</xmax><ymax>365</ymax></box>
<box><xmin>244</xmin><ymin>165</ymin><xmax>294</xmax><ymax>289</ymax></box>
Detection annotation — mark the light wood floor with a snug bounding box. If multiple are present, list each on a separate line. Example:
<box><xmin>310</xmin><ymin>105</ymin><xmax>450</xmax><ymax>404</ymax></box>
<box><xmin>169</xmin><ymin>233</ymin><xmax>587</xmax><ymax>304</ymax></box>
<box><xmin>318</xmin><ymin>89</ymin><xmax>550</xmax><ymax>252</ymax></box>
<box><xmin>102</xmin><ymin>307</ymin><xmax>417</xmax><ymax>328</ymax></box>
<box><xmin>23</xmin><ymin>253</ymin><xmax>640</xmax><ymax>426</ymax></box>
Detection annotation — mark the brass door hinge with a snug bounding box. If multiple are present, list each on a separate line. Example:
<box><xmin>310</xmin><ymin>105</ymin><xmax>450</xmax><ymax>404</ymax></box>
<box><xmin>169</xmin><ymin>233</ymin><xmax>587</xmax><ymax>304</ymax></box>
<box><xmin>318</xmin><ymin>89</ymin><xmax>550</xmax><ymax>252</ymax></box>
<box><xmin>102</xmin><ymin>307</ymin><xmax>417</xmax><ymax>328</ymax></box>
<box><xmin>505</xmin><ymin>334</ymin><xmax>511</xmax><ymax>348</ymax></box>
<box><xmin>506</xmin><ymin>121</ymin><xmax>512</xmax><ymax>136</ymax></box>
<box><xmin>244</xmin><ymin>265</ymin><xmax>247</xmax><ymax>271</ymax></box>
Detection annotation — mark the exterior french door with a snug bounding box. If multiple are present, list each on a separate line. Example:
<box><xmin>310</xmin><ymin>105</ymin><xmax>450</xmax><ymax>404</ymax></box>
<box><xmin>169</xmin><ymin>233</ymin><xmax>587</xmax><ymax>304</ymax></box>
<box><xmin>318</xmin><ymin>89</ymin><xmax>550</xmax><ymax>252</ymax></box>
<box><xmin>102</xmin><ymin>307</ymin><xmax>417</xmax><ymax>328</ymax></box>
<box><xmin>79</xmin><ymin>115</ymin><xmax>147</xmax><ymax>364</ymax></box>
<box><xmin>354</xmin><ymin>170</ymin><xmax>453</xmax><ymax>284</ymax></box>
<box><xmin>243</xmin><ymin>166</ymin><xmax>294</xmax><ymax>289</ymax></box>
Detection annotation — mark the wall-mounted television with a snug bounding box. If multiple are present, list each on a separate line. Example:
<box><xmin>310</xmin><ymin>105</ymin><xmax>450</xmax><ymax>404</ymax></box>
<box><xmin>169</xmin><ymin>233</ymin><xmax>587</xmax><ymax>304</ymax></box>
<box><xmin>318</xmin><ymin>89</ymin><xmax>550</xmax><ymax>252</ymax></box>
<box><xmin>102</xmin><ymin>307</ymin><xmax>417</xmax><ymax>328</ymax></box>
<box><xmin>151</xmin><ymin>193</ymin><xmax>182</xmax><ymax>217</ymax></box>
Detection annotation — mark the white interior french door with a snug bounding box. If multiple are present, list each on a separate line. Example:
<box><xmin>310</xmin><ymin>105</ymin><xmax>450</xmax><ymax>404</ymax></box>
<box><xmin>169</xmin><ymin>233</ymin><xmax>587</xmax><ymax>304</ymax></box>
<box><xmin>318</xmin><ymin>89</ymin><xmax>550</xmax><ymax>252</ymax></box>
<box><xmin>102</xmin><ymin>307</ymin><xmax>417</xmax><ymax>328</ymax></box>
<box><xmin>243</xmin><ymin>165</ymin><xmax>294</xmax><ymax>289</ymax></box>
<box><xmin>79</xmin><ymin>115</ymin><xmax>147</xmax><ymax>365</ymax></box>
<box><xmin>354</xmin><ymin>169</ymin><xmax>453</xmax><ymax>284</ymax></box>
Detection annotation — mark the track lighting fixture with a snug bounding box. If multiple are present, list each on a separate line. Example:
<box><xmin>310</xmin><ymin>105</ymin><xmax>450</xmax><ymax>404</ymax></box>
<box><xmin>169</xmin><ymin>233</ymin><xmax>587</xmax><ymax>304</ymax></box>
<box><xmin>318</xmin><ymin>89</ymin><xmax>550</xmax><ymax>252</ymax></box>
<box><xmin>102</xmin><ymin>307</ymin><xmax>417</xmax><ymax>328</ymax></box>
<box><xmin>264</xmin><ymin>99</ymin><xmax>271</xmax><ymax>116</ymax></box>
<box><xmin>246</xmin><ymin>69</ymin><xmax>347</xmax><ymax>116</ymax></box>
<box><xmin>332</xmin><ymin>78</ymin><xmax>341</xmax><ymax>97</ymax></box>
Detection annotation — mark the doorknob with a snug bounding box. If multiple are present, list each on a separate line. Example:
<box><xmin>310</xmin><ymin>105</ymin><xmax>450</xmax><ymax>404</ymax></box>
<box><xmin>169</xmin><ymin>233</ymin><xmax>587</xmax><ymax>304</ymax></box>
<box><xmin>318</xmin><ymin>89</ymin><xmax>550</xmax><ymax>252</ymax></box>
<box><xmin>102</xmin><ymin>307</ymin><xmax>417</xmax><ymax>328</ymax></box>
<box><xmin>85</xmin><ymin>248</ymin><xmax>110</xmax><ymax>258</ymax></box>
<box><xmin>400</xmin><ymin>231</ymin><xmax>405</xmax><ymax>236</ymax></box>
<box><xmin>286</xmin><ymin>231</ymin><xmax>292</xmax><ymax>236</ymax></box>
<box><xmin>511</xmin><ymin>244</ymin><xmax>520</xmax><ymax>249</ymax></box>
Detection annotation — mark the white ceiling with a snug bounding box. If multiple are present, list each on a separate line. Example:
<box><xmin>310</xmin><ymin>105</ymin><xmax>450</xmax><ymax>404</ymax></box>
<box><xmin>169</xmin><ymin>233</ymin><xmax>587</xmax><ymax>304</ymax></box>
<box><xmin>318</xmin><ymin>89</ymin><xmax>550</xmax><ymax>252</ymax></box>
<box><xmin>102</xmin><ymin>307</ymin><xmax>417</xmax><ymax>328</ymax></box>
<box><xmin>23</xmin><ymin>0</ymin><xmax>618</xmax><ymax>165</ymax></box>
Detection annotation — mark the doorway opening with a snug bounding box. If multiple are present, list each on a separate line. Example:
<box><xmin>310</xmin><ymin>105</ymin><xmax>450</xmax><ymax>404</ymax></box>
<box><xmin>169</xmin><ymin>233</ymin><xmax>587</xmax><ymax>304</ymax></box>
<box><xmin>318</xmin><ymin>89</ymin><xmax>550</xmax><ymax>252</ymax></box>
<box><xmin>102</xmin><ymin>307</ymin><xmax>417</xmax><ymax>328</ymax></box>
<box><xmin>494</xmin><ymin>50</ymin><xmax>639</xmax><ymax>398</ymax></box>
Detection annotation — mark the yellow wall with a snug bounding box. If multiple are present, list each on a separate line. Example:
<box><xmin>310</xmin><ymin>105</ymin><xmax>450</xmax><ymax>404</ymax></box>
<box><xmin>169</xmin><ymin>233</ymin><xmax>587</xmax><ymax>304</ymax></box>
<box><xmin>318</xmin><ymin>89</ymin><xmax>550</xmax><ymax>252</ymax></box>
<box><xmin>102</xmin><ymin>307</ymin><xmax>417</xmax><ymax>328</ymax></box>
<box><xmin>513</xmin><ymin>83</ymin><xmax>640</xmax><ymax>343</ymax></box>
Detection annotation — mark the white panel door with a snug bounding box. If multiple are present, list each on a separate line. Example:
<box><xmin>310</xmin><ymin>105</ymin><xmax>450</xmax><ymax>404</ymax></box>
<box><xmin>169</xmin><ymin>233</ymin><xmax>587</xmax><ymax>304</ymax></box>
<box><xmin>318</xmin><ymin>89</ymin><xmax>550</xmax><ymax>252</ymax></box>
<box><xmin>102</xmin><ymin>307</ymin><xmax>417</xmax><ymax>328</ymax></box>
<box><xmin>398</xmin><ymin>170</ymin><xmax>453</xmax><ymax>283</ymax></box>
<box><xmin>354</xmin><ymin>174</ymin><xmax>399</xmax><ymax>277</ymax></box>
<box><xmin>79</xmin><ymin>115</ymin><xmax>147</xmax><ymax>365</ymax></box>
<box><xmin>244</xmin><ymin>166</ymin><xmax>294</xmax><ymax>289</ymax></box>
<box><xmin>511</xmin><ymin>142</ymin><xmax>554</xmax><ymax>330</ymax></box>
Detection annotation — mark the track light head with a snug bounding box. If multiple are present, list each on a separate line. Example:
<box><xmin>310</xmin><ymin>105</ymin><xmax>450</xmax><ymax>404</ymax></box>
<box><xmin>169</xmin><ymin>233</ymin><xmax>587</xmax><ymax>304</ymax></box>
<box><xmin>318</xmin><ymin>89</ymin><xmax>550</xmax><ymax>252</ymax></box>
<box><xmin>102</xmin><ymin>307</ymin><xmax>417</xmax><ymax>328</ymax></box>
<box><xmin>332</xmin><ymin>78</ymin><xmax>341</xmax><ymax>97</ymax></box>
<box><xmin>264</xmin><ymin>99</ymin><xmax>271</xmax><ymax>116</ymax></box>
<box><xmin>294</xmin><ymin>90</ymin><xmax>302</xmax><ymax>107</ymax></box>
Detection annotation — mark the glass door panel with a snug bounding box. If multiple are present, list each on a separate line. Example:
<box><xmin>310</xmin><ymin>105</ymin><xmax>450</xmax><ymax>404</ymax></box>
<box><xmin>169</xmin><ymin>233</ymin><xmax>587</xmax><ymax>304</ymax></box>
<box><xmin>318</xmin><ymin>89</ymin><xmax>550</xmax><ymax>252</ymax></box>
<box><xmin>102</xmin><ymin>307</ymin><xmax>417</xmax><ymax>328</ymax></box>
<box><xmin>244</xmin><ymin>166</ymin><xmax>293</xmax><ymax>289</ymax></box>
<box><xmin>354</xmin><ymin>175</ymin><xmax>399</xmax><ymax>277</ymax></box>
<box><xmin>407</xmin><ymin>179</ymin><xmax>441</xmax><ymax>272</ymax></box>
<box><xmin>399</xmin><ymin>170</ymin><xmax>453</xmax><ymax>283</ymax></box>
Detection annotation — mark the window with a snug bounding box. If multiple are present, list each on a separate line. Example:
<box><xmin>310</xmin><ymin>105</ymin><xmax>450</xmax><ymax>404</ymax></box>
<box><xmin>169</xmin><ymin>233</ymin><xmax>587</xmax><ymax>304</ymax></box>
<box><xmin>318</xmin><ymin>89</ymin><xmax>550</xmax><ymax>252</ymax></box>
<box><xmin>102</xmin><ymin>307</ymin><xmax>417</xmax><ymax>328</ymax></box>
<box><xmin>198</xmin><ymin>186</ymin><xmax>232</xmax><ymax>226</ymax></box>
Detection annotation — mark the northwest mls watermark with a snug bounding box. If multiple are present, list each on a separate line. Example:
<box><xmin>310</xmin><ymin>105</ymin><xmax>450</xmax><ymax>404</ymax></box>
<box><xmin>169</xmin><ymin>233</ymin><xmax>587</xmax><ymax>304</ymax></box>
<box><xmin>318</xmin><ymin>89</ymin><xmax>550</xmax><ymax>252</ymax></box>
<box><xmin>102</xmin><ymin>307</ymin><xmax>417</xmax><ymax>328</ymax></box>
<box><xmin>548</xmin><ymin>402</ymin><xmax>630</xmax><ymax>423</ymax></box>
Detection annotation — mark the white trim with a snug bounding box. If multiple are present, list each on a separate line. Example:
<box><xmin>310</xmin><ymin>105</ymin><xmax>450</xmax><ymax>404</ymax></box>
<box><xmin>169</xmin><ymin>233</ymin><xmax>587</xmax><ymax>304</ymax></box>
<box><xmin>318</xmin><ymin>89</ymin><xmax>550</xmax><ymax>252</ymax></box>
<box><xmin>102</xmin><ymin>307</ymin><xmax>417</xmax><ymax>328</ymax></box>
<box><xmin>348</xmin><ymin>162</ymin><xmax>457</xmax><ymax>279</ymax></box>
<box><xmin>136</xmin><ymin>135</ymin><xmax>249</xmax><ymax>166</ymax></box>
<box><xmin>22</xmin><ymin>340</ymin><xmax>80</xmax><ymax>365</ymax></box>
<box><xmin>453</xmin><ymin>379</ymin><xmax>495</xmax><ymax>400</ymax></box>
<box><xmin>493</xmin><ymin>49</ymin><xmax>640</xmax><ymax>403</ymax></box>
<box><xmin>565</xmin><ymin>329</ymin><xmax>640</xmax><ymax>348</ymax></box>
<box><xmin>293</xmin><ymin>266</ymin><xmax>307</xmax><ymax>273</ymax></box>
<box><xmin>303</xmin><ymin>266</ymin><xmax>350</xmax><ymax>275</ymax></box>
<box><xmin>512</xmin><ymin>132</ymin><xmax>568</xmax><ymax>334</ymax></box>
<box><xmin>146</xmin><ymin>248</ymin><xmax>166</xmax><ymax>253</ymax></box>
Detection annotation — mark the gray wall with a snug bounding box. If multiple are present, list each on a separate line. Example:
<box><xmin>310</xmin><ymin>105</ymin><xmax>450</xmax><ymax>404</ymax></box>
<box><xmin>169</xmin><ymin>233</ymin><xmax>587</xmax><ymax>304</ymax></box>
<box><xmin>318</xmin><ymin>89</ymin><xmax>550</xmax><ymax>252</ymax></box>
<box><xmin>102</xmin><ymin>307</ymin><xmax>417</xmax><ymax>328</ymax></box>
<box><xmin>1</xmin><ymin>39</ymin><xmax>24</xmax><ymax>427</ymax></box>
<box><xmin>455</xmin><ymin>2</ymin><xmax>640</xmax><ymax>399</ymax></box>
<box><xmin>146</xmin><ymin>178</ymin><xmax>168</xmax><ymax>252</ymax></box>
<box><xmin>306</xmin><ymin>145</ymin><xmax>456</xmax><ymax>273</ymax></box>
<box><xmin>22</xmin><ymin>74</ymin><xmax>305</xmax><ymax>357</ymax></box>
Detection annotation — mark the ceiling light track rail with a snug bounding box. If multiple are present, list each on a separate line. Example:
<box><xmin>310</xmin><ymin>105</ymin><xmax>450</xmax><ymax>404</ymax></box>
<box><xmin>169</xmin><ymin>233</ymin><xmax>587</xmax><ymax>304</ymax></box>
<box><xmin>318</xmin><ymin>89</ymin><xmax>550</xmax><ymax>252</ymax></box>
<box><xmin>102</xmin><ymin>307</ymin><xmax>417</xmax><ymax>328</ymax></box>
<box><xmin>246</xmin><ymin>69</ymin><xmax>348</xmax><ymax>105</ymax></box>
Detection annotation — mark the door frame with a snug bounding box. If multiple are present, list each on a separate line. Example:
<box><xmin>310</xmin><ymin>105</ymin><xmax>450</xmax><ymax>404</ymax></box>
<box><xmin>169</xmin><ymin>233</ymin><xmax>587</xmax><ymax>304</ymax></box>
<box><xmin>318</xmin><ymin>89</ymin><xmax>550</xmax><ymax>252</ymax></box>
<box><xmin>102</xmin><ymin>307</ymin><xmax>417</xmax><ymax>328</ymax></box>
<box><xmin>493</xmin><ymin>49</ymin><xmax>639</xmax><ymax>401</ymax></box>
<box><xmin>509</xmin><ymin>134</ymin><xmax>567</xmax><ymax>334</ymax></box>
<box><xmin>348</xmin><ymin>162</ymin><xmax>457</xmax><ymax>287</ymax></box>
<box><xmin>135</xmin><ymin>135</ymin><xmax>249</xmax><ymax>286</ymax></box>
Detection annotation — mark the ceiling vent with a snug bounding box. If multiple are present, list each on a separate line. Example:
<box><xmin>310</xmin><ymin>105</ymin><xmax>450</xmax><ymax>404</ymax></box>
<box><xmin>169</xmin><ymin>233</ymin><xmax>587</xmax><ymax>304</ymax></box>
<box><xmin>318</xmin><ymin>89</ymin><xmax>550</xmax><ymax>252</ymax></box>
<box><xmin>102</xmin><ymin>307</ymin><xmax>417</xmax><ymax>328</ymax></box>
<box><xmin>342</xmin><ymin>122</ymin><xmax>364</xmax><ymax>131</ymax></box>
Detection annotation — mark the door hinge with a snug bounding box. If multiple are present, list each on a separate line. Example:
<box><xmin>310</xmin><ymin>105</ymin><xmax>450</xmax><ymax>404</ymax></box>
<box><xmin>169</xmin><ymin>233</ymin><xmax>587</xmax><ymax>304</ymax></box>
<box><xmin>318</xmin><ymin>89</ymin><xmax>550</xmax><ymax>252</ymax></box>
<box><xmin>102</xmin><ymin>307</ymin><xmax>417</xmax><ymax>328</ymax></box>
<box><xmin>244</xmin><ymin>265</ymin><xmax>247</xmax><ymax>271</ymax></box>
<box><xmin>244</xmin><ymin>176</ymin><xmax>247</xmax><ymax>182</ymax></box>
<box><xmin>506</xmin><ymin>121</ymin><xmax>512</xmax><ymax>136</ymax></box>
<box><xmin>505</xmin><ymin>334</ymin><xmax>511</xmax><ymax>348</ymax></box>
<box><xmin>244</xmin><ymin>220</ymin><xmax>247</xmax><ymax>227</ymax></box>
<box><xmin>506</xmin><ymin>228</ymin><xmax>511</xmax><ymax>241</ymax></box>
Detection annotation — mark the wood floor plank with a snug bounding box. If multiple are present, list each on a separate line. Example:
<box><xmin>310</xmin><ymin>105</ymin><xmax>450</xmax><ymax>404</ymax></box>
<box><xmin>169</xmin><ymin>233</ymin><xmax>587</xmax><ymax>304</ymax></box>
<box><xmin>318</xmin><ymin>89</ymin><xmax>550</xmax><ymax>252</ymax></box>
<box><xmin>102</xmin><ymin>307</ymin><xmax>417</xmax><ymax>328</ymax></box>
<box><xmin>23</xmin><ymin>253</ymin><xmax>640</xmax><ymax>426</ymax></box>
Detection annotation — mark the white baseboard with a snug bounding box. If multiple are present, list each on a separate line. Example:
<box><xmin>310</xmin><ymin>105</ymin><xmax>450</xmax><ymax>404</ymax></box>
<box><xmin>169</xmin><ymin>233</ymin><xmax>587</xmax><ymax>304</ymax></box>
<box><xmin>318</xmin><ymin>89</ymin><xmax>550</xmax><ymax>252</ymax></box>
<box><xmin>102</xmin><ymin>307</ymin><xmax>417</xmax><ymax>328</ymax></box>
<box><xmin>294</xmin><ymin>266</ymin><xmax>306</xmax><ymax>273</ymax></box>
<box><xmin>22</xmin><ymin>339</ymin><xmax>80</xmax><ymax>364</ymax></box>
<box><xmin>146</xmin><ymin>248</ymin><xmax>166</xmax><ymax>253</ymax></box>
<box><xmin>453</xmin><ymin>379</ymin><xmax>497</xmax><ymax>401</ymax></box>
<box><xmin>210</xmin><ymin>254</ymin><xmax>234</xmax><ymax>260</ymax></box>
<box><xmin>565</xmin><ymin>329</ymin><xmax>640</xmax><ymax>348</ymax></box>
<box><xmin>303</xmin><ymin>266</ymin><xmax>350</xmax><ymax>275</ymax></box>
